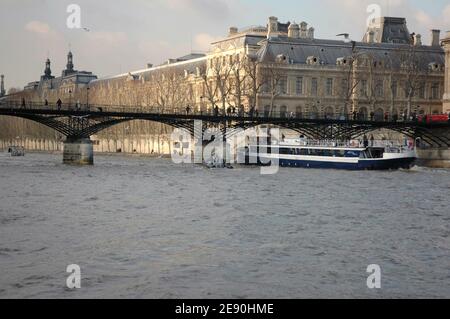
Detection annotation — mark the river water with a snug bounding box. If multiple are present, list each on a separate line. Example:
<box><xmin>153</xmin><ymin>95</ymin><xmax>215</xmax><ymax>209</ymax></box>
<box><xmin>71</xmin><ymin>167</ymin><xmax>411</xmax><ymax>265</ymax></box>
<box><xmin>0</xmin><ymin>152</ymin><xmax>449</xmax><ymax>298</ymax></box>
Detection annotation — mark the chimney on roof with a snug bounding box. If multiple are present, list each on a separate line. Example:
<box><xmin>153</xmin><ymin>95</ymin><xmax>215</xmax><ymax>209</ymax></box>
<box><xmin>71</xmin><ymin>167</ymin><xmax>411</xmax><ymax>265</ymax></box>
<box><xmin>288</xmin><ymin>23</ymin><xmax>300</xmax><ymax>39</ymax></box>
<box><xmin>267</xmin><ymin>16</ymin><xmax>278</xmax><ymax>38</ymax></box>
<box><xmin>414</xmin><ymin>34</ymin><xmax>422</xmax><ymax>46</ymax></box>
<box><xmin>368</xmin><ymin>31</ymin><xmax>375</xmax><ymax>43</ymax></box>
<box><xmin>300</xmin><ymin>22</ymin><xmax>308</xmax><ymax>38</ymax></box>
<box><xmin>431</xmin><ymin>29</ymin><xmax>441</xmax><ymax>46</ymax></box>
<box><xmin>229</xmin><ymin>27</ymin><xmax>238</xmax><ymax>36</ymax></box>
<box><xmin>307</xmin><ymin>27</ymin><xmax>315</xmax><ymax>39</ymax></box>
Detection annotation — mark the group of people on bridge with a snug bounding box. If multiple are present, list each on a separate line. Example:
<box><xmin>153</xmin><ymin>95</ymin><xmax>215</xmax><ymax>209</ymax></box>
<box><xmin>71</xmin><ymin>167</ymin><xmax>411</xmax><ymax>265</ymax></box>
<box><xmin>16</xmin><ymin>97</ymin><xmax>87</xmax><ymax>111</ymax></box>
<box><xmin>3</xmin><ymin>98</ymin><xmax>450</xmax><ymax>124</ymax></box>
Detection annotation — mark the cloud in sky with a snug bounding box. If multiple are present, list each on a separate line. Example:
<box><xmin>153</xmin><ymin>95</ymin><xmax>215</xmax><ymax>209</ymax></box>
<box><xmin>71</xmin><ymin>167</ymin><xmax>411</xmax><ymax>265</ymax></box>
<box><xmin>194</xmin><ymin>33</ymin><xmax>221</xmax><ymax>51</ymax></box>
<box><xmin>24</xmin><ymin>21</ymin><xmax>51</xmax><ymax>35</ymax></box>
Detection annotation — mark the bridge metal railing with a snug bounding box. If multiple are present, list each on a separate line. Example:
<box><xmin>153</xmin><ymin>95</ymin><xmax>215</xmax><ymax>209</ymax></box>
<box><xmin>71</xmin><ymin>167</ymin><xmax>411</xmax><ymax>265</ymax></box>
<box><xmin>1</xmin><ymin>99</ymin><xmax>449</xmax><ymax>124</ymax></box>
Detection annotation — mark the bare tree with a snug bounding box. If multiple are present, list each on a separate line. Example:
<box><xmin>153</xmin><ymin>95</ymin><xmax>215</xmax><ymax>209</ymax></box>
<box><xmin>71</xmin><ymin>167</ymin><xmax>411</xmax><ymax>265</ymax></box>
<box><xmin>201</xmin><ymin>55</ymin><xmax>237</xmax><ymax>113</ymax></box>
<box><xmin>153</xmin><ymin>68</ymin><xmax>187</xmax><ymax>112</ymax></box>
<box><xmin>228</xmin><ymin>54</ymin><xmax>247</xmax><ymax>111</ymax></box>
<box><xmin>340</xmin><ymin>56</ymin><xmax>361</xmax><ymax>117</ymax></box>
<box><xmin>396</xmin><ymin>45</ymin><xmax>429</xmax><ymax>118</ymax></box>
<box><xmin>243</xmin><ymin>55</ymin><xmax>265</xmax><ymax>113</ymax></box>
<box><xmin>260</xmin><ymin>63</ymin><xmax>285</xmax><ymax>116</ymax></box>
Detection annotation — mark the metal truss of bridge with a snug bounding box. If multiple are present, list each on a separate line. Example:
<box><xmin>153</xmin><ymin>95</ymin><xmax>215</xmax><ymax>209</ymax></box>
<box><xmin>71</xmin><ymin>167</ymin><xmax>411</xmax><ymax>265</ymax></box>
<box><xmin>1</xmin><ymin>101</ymin><xmax>450</xmax><ymax>148</ymax></box>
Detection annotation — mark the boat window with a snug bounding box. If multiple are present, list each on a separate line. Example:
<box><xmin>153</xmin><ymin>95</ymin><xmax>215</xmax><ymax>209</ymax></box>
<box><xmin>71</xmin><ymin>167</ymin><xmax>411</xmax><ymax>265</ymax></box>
<box><xmin>369</xmin><ymin>148</ymin><xmax>384</xmax><ymax>158</ymax></box>
<box><xmin>344</xmin><ymin>150</ymin><xmax>360</xmax><ymax>157</ymax></box>
<box><xmin>322</xmin><ymin>149</ymin><xmax>333</xmax><ymax>157</ymax></box>
<box><xmin>333</xmin><ymin>150</ymin><xmax>346</xmax><ymax>157</ymax></box>
<box><xmin>299</xmin><ymin>149</ymin><xmax>309</xmax><ymax>155</ymax></box>
<box><xmin>279</xmin><ymin>148</ymin><xmax>291</xmax><ymax>155</ymax></box>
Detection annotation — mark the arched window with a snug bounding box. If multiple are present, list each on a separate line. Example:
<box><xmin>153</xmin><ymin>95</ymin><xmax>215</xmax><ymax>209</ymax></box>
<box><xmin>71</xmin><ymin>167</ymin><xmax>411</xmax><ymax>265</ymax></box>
<box><xmin>280</xmin><ymin>105</ymin><xmax>288</xmax><ymax>118</ymax></box>
<box><xmin>374</xmin><ymin>108</ymin><xmax>384</xmax><ymax>121</ymax></box>
<box><xmin>310</xmin><ymin>106</ymin><xmax>319</xmax><ymax>119</ymax></box>
<box><xmin>324</xmin><ymin>106</ymin><xmax>334</xmax><ymax>119</ymax></box>
<box><xmin>272</xmin><ymin>105</ymin><xmax>278</xmax><ymax>117</ymax></box>
<box><xmin>358</xmin><ymin>107</ymin><xmax>368</xmax><ymax>120</ymax></box>
<box><xmin>264</xmin><ymin>105</ymin><xmax>271</xmax><ymax>117</ymax></box>
<box><xmin>296</xmin><ymin>106</ymin><xmax>303</xmax><ymax>119</ymax></box>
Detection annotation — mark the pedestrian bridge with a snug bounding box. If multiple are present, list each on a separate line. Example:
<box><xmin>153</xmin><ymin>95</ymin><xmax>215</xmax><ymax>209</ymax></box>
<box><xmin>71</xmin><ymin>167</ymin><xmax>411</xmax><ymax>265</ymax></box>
<box><xmin>1</xmin><ymin>100</ymin><xmax>449</xmax><ymax>164</ymax></box>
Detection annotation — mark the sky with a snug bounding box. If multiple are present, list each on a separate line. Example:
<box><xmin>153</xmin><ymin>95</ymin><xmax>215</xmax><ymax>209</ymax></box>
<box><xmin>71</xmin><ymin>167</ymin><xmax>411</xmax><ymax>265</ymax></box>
<box><xmin>0</xmin><ymin>0</ymin><xmax>449</xmax><ymax>89</ymax></box>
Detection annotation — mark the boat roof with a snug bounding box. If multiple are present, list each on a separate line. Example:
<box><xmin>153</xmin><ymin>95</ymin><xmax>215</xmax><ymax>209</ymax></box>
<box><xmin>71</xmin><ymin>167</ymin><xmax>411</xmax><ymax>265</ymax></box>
<box><xmin>249</xmin><ymin>144</ymin><xmax>367</xmax><ymax>151</ymax></box>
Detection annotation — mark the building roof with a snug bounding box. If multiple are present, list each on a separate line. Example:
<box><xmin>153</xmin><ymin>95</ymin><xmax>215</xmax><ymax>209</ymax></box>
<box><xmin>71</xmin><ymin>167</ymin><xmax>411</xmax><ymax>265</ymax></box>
<box><xmin>92</xmin><ymin>55</ymin><xmax>207</xmax><ymax>84</ymax></box>
<box><xmin>257</xmin><ymin>36</ymin><xmax>445</xmax><ymax>70</ymax></box>
<box><xmin>363</xmin><ymin>17</ymin><xmax>412</xmax><ymax>44</ymax></box>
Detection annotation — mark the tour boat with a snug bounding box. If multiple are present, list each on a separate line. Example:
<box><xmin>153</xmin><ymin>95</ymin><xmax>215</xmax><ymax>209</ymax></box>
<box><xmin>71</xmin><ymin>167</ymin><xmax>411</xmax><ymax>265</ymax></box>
<box><xmin>240</xmin><ymin>139</ymin><xmax>417</xmax><ymax>170</ymax></box>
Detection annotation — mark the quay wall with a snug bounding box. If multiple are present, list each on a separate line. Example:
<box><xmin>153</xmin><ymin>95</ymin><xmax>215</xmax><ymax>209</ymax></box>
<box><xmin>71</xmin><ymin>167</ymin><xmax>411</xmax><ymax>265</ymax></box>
<box><xmin>0</xmin><ymin>135</ymin><xmax>172</xmax><ymax>155</ymax></box>
<box><xmin>416</xmin><ymin>148</ymin><xmax>450</xmax><ymax>168</ymax></box>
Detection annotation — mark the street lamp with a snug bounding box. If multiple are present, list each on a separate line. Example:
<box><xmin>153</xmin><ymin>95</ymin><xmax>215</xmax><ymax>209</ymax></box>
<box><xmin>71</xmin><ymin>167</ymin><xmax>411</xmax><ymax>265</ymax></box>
<box><xmin>86</xmin><ymin>87</ymin><xmax>90</xmax><ymax>111</ymax></box>
<box><xmin>384</xmin><ymin>52</ymin><xmax>396</xmax><ymax>121</ymax></box>
<box><xmin>68</xmin><ymin>89</ymin><xmax>72</xmax><ymax>110</ymax></box>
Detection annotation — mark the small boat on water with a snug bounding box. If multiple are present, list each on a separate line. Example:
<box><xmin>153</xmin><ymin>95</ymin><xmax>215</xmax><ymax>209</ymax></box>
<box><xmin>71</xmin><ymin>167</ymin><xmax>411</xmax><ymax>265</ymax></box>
<box><xmin>204</xmin><ymin>153</ymin><xmax>233</xmax><ymax>169</ymax></box>
<box><xmin>239</xmin><ymin>138</ymin><xmax>416</xmax><ymax>170</ymax></box>
<box><xmin>7</xmin><ymin>146</ymin><xmax>25</xmax><ymax>157</ymax></box>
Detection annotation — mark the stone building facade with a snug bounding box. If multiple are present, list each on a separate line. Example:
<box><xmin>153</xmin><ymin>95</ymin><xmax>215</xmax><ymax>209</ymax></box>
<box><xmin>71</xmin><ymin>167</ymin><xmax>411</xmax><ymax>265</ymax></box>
<box><xmin>86</xmin><ymin>16</ymin><xmax>445</xmax><ymax>121</ymax></box>
<box><xmin>20</xmin><ymin>51</ymin><xmax>98</xmax><ymax>105</ymax></box>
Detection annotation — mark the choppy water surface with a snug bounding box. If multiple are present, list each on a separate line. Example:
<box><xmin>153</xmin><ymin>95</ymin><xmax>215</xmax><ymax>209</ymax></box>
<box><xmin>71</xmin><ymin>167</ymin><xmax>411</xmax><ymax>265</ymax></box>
<box><xmin>0</xmin><ymin>153</ymin><xmax>449</xmax><ymax>298</ymax></box>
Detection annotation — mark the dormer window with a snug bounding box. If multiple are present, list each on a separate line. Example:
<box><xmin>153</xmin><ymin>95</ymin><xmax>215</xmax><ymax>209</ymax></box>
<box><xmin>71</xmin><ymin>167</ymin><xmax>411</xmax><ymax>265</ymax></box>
<box><xmin>428</xmin><ymin>62</ymin><xmax>442</xmax><ymax>72</ymax></box>
<box><xmin>306</xmin><ymin>56</ymin><xmax>320</xmax><ymax>65</ymax></box>
<box><xmin>276</xmin><ymin>54</ymin><xmax>288</xmax><ymax>63</ymax></box>
<box><xmin>336</xmin><ymin>57</ymin><xmax>349</xmax><ymax>66</ymax></box>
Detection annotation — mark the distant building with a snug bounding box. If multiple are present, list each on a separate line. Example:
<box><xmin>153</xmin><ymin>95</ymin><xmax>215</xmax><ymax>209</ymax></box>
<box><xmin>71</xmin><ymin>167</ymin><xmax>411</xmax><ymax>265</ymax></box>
<box><xmin>23</xmin><ymin>51</ymin><xmax>97</xmax><ymax>104</ymax></box>
<box><xmin>0</xmin><ymin>74</ymin><xmax>5</xmax><ymax>97</ymax></box>
<box><xmin>88</xmin><ymin>16</ymin><xmax>445</xmax><ymax>119</ymax></box>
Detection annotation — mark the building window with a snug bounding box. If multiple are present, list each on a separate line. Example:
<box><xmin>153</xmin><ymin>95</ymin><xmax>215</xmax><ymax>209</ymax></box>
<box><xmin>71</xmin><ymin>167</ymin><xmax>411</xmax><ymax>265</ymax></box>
<box><xmin>418</xmin><ymin>85</ymin><xmax>425</xmax><ymax>99</ymax></box>
<box><xmin>391</xmin><ymin>81</ymin><xmax>397</xmax><ymax>98</ymax></box>
<box><xmin>262</xmin><ymin>77</ymin><xmax>270</xmax><ymax>93</ymax></box>
<box><xmin>278</xmin><ymin>77</ymin><xmax>288</xmax><ymax>94</ymax></box>
<box><xmin>311</xmin><ymin>78</ymin><xmax>318</xmax><ymax>96</ymax></box>
<box><xmin>326</xmin><ymin>78</ymin><xmax>333</xmax><ymax>96</ymax></box>
<box><xmin>296</xmin><ymin>77</ymin><xmax>303</xmax><ymax>95</ymax></box>
<box><xmin>375</xmin><ymin>80</ymin><xmax>384</xmax><ymax>97</ymax></box>
<box><xmin>341</xmin><ymin>79</ymin><xmax>348</xmax><ymax>96</ymax></box>
<box><xmin>431</xmin><ymin>83</ymin><xmax>440</xmax><ymax>100</ymax></box>
<box><xmin>360</xmin><ymin>80</ymin><xmax>367</xmax><ymax>97</ymax></box>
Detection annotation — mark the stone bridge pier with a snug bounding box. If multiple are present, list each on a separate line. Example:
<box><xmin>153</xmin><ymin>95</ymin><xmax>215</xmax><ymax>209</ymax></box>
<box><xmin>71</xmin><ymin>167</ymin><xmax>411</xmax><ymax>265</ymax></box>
<box><xmin>63</xmin><ymin>137</ymin><xmax>94</xmax><ymax>165</ymax></box>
